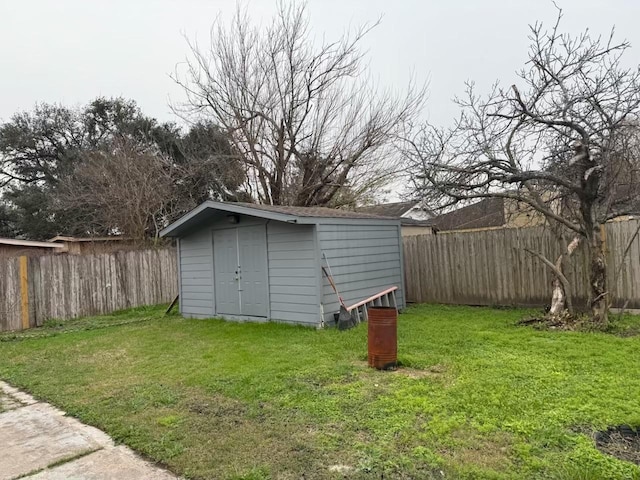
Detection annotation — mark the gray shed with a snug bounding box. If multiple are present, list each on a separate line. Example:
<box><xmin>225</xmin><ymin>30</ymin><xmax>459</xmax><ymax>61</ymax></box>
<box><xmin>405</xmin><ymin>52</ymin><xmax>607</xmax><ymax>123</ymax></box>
<box><xmin>160</xmin><ymin>201</ymin><xmax>405</xmax><ymax>327</ymax></box>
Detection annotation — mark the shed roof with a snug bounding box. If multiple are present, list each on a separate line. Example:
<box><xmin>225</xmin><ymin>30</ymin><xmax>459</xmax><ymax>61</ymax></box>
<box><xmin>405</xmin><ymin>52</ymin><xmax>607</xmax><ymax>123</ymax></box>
<box><xmin>161</xmin><ymin>201</ymin><xmax>399</xmax><ymax>237</ymax></box>
<box><xmin>228</xmin><ymin>202</ymin><xmax>393</xmax><ymax>219</ymax></box>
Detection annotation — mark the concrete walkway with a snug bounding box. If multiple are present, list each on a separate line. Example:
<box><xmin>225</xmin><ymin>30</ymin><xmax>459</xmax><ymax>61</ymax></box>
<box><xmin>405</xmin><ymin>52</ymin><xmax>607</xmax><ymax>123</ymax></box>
<box><xmin>0</xmin><ymin>381</ymin><xmax>179</xmax><ymax>480</ymax></box>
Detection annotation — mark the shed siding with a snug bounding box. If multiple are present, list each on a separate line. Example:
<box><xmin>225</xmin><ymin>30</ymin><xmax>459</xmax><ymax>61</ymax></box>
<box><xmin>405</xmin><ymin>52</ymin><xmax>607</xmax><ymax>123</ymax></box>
<box><xmin>266</xmin><ymin>222</ymin><xmax>319</xmax><ymax>325</ymax></box>
<box><xmin>317</xmin><ymin>223</ymin><xmax>405</xmax><ymax>325</ymax></box>
<box><xmin>179</xmin><ymin>228</ymin><xmax>214</xmax><ymax>318</ymax></box>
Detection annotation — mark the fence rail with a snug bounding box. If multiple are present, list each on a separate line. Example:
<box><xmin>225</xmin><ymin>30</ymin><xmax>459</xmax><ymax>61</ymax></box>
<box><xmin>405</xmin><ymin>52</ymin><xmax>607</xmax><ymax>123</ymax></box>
<box><xmin>403</xmin><ymin>220</ymin><xmax>640</xmax><ymax>309</ymax></box>
<box><xmin>0</xmin><ymin>247</ymin><xmax>178</xmax><ymax>332</ymax></box>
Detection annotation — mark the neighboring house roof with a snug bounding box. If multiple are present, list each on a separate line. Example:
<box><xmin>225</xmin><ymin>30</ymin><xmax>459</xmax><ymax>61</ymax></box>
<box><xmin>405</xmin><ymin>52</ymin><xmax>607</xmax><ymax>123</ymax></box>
<box><xmin>161</xmin><ymin>201</ymin><xmax>399</xmax><ymax>237</ymax></box>
<box><xmin>48</xmin><ymin>235</ymin><xmax>131</xmax><ymax>243</ymax></box>
<box><xmin>431</xmin><ymin>198</ymin><xmax>506</xmax><ymax>231</ymax></box>
<box><xmin>355</xmin><ymin>201</ymin><xmax>435</xmax><ymax>219</ymax></box>
<box><xmin>399</xmin><ymin>218</ymin><xmax>435</xmax><ymax>226</ymax></box>
<box><xmin>0</xmin><ymin>238</ymin><xmax>65</xmax><ymax>249</ymax></box>
<box><xmin>355</xmin><ymin>201</ymin><xmax>421</xmax><ymax>218</ymax></box>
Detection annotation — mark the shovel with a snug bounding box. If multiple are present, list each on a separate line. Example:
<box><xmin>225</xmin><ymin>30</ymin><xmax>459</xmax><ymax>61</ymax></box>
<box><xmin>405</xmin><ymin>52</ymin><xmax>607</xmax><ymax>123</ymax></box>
<box><xmin>322</xmin><ymin>253</ymin><xmax>356</xmax><ymax>330</ymax></box>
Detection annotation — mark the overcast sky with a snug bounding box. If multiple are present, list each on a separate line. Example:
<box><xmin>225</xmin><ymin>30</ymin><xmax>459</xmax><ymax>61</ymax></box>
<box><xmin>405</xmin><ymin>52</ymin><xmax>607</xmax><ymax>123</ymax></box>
<box><xmin>1</xmin><ymin>0</ymin><xmax>639</xmax><ymax>127</ymax></box>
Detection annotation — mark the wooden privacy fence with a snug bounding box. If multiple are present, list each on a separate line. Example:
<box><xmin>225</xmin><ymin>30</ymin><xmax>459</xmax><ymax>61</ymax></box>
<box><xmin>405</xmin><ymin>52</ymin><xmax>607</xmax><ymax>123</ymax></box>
<box><xmin>0</xmin><ymin>247</ymin><xmax>178</xmax><ymax>332</ymax></box>
<box><xmin>403</xmin><ymin>220</ymin><xmax>640</xmax><ymax>309</ymax></box>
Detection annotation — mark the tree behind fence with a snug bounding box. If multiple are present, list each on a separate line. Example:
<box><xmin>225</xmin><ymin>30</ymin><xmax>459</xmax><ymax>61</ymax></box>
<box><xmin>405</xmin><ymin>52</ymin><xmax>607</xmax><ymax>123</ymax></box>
<box><xmin>0</xmin><ymin>248</ymin><xmax>177</xmax><ymax>332</ymax></box>
<box><xmin>403</xmin><ymin>220</ymin><xmax>640</xmax><ymax>309</ymax></box>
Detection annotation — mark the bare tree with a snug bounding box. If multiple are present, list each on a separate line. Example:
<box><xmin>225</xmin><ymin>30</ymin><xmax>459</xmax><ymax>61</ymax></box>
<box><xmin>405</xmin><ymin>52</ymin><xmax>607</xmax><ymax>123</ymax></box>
<box><xmin>172</xmin><ymin>2</ymin><xmax>425</xmax><ymax>207</ymax></box>
<box><xmin>57</xmin><ymin>139</ymin><xmax>180</xmax><ymax>240</ymax></box>
<box><xmin>405</xmin><ymin>10</ymin><xmax>640</xmax><ymax>326</ymax></box>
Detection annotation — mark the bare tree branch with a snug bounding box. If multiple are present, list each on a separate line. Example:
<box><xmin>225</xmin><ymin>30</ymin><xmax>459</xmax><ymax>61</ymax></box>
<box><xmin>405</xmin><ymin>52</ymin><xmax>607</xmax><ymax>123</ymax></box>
<box><xmin>172</xmin><ymin>1</ymin><xmax>426</xmax><ymax>207</ymax></box>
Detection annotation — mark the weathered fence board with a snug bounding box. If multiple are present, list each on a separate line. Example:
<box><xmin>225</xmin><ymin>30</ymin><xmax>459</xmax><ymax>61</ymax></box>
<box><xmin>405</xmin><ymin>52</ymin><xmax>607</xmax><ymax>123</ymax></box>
<box><xmin>0</xmin><ymin>247</ymin><xmax>177</xmax><ymax>332</ymax></box>
<box><xmin>0</xmin><ymin>258</ymin><xmax>21</xmax><ymax>331</ymax></box>
<box><xmin>403</xmin><ymin>220</ymin><xmax>640</xmax><ymax>309</ymax></box>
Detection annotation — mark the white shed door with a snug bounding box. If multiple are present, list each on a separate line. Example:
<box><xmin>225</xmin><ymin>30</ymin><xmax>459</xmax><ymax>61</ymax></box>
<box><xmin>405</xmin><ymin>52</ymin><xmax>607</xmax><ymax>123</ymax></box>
<box><xmin>213</xmin><ymin>225</ymin><xmax>268</xmax><ymax>317</ymax></box>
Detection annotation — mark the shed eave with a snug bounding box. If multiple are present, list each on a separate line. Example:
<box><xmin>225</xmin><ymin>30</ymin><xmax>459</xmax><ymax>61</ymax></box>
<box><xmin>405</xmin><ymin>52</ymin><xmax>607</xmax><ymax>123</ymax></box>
<box><xmin>293</xmin><ymin>217</ymin><xmax>401</xmax><ymax>226</ymax></box>
<box><xmin>160</xmin><ymin>201</ymin><xmax>301</xmax><ymax>237</ymax></box>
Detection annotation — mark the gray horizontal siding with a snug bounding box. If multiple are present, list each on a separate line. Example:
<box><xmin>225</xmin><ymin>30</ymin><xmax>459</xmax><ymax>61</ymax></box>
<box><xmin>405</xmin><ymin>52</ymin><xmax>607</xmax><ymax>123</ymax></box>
<box><xmin>269</xmin><ymin>249</ymin><xmax>316</xmax><ymax>260</ymax></box>
<box><xmin>181</xmin><ymin>284</ymin><xmax>216</xmax><ymax>293</ymax></box>
<box><xmin>267</xmin><ymin>310</ymin><xmax>317</xmax><ymax>324</ymax></box>
<box><xmin>318</xmin><ymin>252</ymin><xmax>400</xmax><ymax>265</ymax></box>
<box><xmin>318</xmin><ymin>223</ymin><xmax>404</xmax><ymax>325</ymax></box>
<box><xmin>270</xmin><ymin>285</ymin><xmax>316</xmax><ymax>296</ymax></box>
<box><xmin>269</xmin><ymin>267</ymin><xmax>316</xmax><ymax>278</ymax></box>
<box><xmin>320</xmin><ymin>237</ymin><xmax>399</xmax><ymax>249</ymax></box>
<box><xmin>181</xmin><ymin>292</ymin><xmax>214</xmax><ymax>301</ymax></box>
<box><xmin>180</xmin><ymin>250</ymin><xmax>213</xmax><ymax>260</ymax></box>
<box><xmin>268</xmin><ymin>238</ymin><xmax>313</xmax><ymax>250</ymax></box>
<box><xmin>182</xmin><ymin>309</ymin><xmax>213</xmax><ymax>319</ymax></box>
<box><xmin>320</xmin><ymin>260</ymin><xmax>400</xmax><ymax>276</ymax></box>
<box><xmin>321</xmin><ymin>245</ymin><xmax>400</xmax><ymax>258</ymax></box>
<box><xmin>179</xmin><ymin>228</ymin><xmax>214</xmax><ymax>318</ymax></box>
<box><xmin>267</xmin><ymin>222</ymin><xmax>319</xmax><ymax>325</ymax></box>
<box><xmin>271</xmin><ymin>302</ymin><xmax>319</xmax><ymax>314</ymax></box>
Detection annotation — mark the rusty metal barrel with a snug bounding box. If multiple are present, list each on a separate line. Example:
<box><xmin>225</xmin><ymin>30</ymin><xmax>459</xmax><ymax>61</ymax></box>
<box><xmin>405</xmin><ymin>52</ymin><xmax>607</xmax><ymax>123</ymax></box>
<box><xmin>367</xmin><ymin>307</ymin><xmax>397</xmax><ymax>370</ymax></box>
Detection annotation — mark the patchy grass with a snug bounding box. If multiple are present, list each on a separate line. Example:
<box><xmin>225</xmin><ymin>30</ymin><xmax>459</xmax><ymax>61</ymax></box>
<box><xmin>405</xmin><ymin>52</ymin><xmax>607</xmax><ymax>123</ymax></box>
<box><xmin>0</xmin><ymin>305</ymin><xmax>159</xmax><ymax>342</ymax></box>
<box><xmin>606</xmin><ymin>312</ymin><xmax>640</xmax><ymax>337</ymax></box>
<box><xmin>0</xmin><ymin>304</ymin><xmax>639</xmax><ymax>479</ymax></box>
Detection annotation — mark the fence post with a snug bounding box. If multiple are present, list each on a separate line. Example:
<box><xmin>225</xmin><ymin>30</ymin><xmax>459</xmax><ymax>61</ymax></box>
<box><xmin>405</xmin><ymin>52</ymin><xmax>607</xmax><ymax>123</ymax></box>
<box><xmin>19</xmin><ymin>255</ymin><xmax>30</xmax><ymax>330</ymax></box>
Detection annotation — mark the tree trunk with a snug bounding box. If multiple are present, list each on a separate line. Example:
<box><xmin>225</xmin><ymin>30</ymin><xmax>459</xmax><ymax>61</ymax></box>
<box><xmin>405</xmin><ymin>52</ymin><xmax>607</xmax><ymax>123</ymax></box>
<box><xmin>549</xmin><ymin>277</ymin><xmax>567</xmax><ymax>316</ymax></box>
<box><xmin>538</xmin><ymin>236</ymin><xmax>580</xmax><ymax>317</ymax></box>
<box><xmin>588</xmin><ymin>225</ymin><xmax>608</xmax><ymax>326</ymax></box>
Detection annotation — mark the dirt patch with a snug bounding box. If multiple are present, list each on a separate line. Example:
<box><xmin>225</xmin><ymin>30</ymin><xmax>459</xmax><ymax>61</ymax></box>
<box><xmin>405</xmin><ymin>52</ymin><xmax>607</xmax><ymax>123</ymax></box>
<box><xmin>595</xmin><ymin>425</ymin><xmax>640</xmax><ymax>465</ymax></box>
<box><xmin>395</xmin><ymin>364</ymin><xmax>447</xmax><ymax>379</ymax></box>
<box><xmin>440</xmin><ymin>430</ymin><xmax>513</xmax><ymax>472</ymax></box>
<box><xmin>78</xmin><ymin>349</ymin><xmax>129</xmax><ymax>365</ymax></box>
<box><xmin>170</xmin><ymin>391</ymin><xmax>362</xmax><ymax>479</ymax></box>
<box><xmin>186</xmin><ymin>395</ymin><xmax>247</xmax><ymax>418</ymax></box>
<box><xmin>351</xmin><ymin>360</ymin><xmax>446</xmax><ymax>379</ymax></box>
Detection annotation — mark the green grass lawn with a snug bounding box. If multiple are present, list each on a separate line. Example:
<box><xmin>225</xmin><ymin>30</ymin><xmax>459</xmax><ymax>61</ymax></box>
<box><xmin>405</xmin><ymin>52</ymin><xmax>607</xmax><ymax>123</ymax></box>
<box><xmin>0</xmin><ymin>305</ymin><xmax>639</xmax><ymax>480</ymax></box>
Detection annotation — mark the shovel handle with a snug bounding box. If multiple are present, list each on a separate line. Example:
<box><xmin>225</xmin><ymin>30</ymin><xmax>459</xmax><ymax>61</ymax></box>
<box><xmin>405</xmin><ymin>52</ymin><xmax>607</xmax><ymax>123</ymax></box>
<box><xmin>321</xmin><ymin>266</ymin><xmax>346</xmax><ymax>308</ymax></box>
